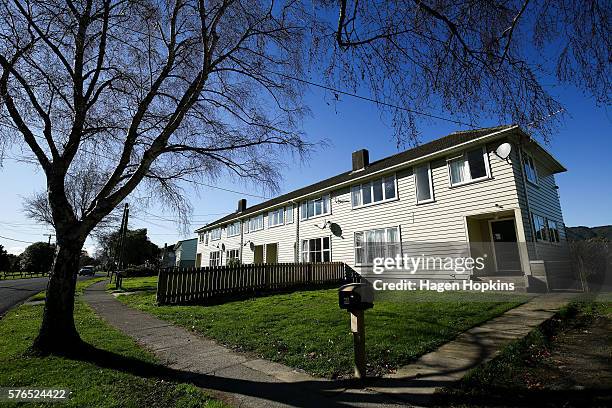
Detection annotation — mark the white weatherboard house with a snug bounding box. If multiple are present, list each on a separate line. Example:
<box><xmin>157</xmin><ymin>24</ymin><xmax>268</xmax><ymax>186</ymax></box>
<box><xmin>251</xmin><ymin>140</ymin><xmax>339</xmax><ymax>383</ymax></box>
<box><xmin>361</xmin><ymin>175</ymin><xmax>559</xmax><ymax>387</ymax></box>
<box><xmin>195</xmin><ymin>126</ymin><xmax>573</xmax><ymax>291</ymax></box>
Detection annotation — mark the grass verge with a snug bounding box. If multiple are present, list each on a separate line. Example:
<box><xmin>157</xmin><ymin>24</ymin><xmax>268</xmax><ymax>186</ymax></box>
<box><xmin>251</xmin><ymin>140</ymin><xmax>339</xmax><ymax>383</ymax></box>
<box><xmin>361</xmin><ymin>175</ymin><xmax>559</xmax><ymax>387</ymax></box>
<box><xmin>0</xmin><ymin>292</ymin><xmax>227</xmax><ymax>407</ymax></box>
<box><xmin>117</xmin><ymin>276</ymin><xmax>528</xmax><ymax>378</ymax></box>
<box><xmin>27</xmin><ymin>276</ymin><xmax>108</xmax><ymax>302</ymax></box>
<box><xmin>435</xmin><ymin>299</ymin><xmax>612</xmax><ymax>407</ymax></box>
<box><xmin>107</xmin><ymin>275</ymin><xmax>158</xmax><ymax>292</ymax></box>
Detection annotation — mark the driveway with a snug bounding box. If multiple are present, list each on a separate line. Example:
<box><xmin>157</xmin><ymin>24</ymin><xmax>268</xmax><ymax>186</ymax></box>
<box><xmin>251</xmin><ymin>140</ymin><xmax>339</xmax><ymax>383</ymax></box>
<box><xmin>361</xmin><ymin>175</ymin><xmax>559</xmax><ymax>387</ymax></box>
<box><xmin>0</xmin><ymin>274</ymin><xmax>101</xmax><ymax>317</ymax></box>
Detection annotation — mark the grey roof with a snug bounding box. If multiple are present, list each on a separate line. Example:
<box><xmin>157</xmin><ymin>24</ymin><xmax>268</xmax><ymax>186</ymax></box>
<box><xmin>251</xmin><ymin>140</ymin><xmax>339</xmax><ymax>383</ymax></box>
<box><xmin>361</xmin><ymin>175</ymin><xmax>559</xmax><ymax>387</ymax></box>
<box><xmin>195</xmin><ymin>125</ymin><xmax>517</xmax><ymax>232</ymax></box>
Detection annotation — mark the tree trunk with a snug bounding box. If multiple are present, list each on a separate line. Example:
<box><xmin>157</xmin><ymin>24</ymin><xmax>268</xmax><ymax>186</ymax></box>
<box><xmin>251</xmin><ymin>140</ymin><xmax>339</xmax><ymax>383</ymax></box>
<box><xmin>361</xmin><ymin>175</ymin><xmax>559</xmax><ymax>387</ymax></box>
<box><xmin>32</xmin><ymin>236</ymin><xmax>85</xmax><ymax>354</ymax></box>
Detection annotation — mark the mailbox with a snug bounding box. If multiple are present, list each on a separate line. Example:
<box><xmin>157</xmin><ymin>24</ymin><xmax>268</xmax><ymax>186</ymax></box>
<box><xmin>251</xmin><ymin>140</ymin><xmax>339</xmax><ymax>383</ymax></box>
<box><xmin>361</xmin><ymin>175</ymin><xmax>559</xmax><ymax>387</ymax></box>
<box><xmin>338</xmin><ymin>283</ymin><xmax>374</xmax><ymax>310</ymax></box>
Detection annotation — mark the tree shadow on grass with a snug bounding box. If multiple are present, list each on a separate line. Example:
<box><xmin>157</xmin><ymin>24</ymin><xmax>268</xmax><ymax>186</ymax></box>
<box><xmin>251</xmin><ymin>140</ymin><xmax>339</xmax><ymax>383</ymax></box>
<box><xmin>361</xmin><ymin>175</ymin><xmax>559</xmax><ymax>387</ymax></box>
<box><xmin>68</xmin><ymin>341</ymin><xmax>610</xmax><ymax>407</ymax></box>
<box><xmin>56</xmin><ymin>341</ymin><xmax>456</xmax><ymax>407</ymax></box>
<box><xmin>52</xmin><ymin>334</ymin><xmax>546</xmax><ymax>408</ymax></box>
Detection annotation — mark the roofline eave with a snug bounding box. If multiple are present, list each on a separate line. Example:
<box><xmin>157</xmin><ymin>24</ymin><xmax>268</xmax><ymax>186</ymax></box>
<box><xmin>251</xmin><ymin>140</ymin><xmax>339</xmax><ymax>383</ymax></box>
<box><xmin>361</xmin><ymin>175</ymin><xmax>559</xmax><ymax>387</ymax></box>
<box><xmin>193</xmin><ymin>126</ymin><xmax>521</xmax><ymax>232</ymax></box>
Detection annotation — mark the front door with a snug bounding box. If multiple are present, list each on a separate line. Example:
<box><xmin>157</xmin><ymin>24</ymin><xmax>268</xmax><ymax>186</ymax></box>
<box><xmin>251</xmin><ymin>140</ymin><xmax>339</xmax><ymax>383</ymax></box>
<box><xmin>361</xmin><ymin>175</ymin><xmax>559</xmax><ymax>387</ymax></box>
<box><xmin>253</xmin><ymin>245</ymin><xmax>264</xmax><ymax>264</ymax></box>
<box><xmin>490</xmin><ymin>219</ymin><xmax>521</xmax><ymax>273</ymax></box>
<box><xmin>265</xmin><ymin>243</ymin><xmax>278</xmax><ymax>264</ymax></box>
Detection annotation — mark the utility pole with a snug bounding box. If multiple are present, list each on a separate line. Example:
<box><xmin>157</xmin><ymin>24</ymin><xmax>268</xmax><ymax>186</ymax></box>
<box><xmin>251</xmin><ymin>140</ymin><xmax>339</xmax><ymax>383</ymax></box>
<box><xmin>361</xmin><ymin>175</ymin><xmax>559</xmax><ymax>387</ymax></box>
<box><xmin>118</xmin><ymin>203</ymin><xmax>129</xmax><ymax>269</ymax></box>
<box><xmin>112</xmin><ymin>203</ymin><xmax>129</xmax><ymax>279</ymax></box>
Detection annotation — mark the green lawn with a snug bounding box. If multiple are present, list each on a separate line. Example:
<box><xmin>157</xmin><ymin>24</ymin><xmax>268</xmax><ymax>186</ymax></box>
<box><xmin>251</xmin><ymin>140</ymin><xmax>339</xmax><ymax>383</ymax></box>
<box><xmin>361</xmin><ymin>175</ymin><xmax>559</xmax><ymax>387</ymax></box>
<box><xmin>0</xmin><ymin>288</ymin><xmax>226</xmax><ymax>407</ymax></box>
<box><xmin>108</xmin><ymin>275</ymin><xmax>158</xmax><ymax>292</ymax></box>
<box><xmin>27</xmin><ymin>276</ymin><xmax>108</xmax><ymax>302</ymax></box>
<box><xmin>117</xmin><ymin>276</ymin><xmax>528</xmax><ymax>378</ymax></box>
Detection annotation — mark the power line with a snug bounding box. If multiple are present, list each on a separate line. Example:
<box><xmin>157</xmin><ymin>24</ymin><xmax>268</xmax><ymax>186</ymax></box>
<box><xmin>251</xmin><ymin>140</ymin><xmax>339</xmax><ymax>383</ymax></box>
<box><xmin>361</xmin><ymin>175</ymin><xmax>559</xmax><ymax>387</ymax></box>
<box><xmin>137</xmin><ymin>209</ymin><xmax>223</xmax><ymax>222</ymax></box>
<box><xmin>111</xmin><ymin>22</ymin><xmax>477</xmax><ymax>128</ymax></box>
<box><xmin>0</xmin><ymin>234</ymin><xmax>35</xmax><ymax>244</ymax></box>
<box><xmin>265</xmin><ymin>69</ymin><xmax>476</xmax><ymax>128</ymax></box>
<box><xmin>176</xmin><ymin>177</ymin><xmax>269</xmax><ymax>199</ymax></box>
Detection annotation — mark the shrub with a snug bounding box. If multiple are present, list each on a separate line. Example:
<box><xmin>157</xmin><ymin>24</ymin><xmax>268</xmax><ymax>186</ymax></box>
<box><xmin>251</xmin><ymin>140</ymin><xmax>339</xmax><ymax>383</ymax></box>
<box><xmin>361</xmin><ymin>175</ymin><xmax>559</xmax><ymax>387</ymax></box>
<box><xmin>122</xmin><ymin>265</ymin><xmax>158</xmax><ymax>277</ymax></box>
<box><xmin>226</xmin><ymin>258</ymin><xmax>241</xmax><ymax>267</ymax></box>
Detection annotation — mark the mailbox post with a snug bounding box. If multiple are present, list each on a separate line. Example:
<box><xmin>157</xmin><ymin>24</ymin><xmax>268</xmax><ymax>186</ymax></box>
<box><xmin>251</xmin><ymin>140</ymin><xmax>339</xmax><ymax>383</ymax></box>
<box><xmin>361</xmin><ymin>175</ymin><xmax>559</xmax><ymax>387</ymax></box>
<box><xmin>350</xmin><ymin>309</ymin><xmax>366</xmax><ymax>379</ymax></box>
<box><xmin>339</xmin><ymin>283</ymin><xmax>373</xmax><ymax>379</ymax></box>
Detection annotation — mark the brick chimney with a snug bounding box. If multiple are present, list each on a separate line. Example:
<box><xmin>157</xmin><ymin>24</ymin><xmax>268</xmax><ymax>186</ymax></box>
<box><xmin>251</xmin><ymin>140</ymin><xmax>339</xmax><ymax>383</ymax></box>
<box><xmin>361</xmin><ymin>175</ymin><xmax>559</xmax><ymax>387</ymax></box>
<box><xmin>237</xmin><ymin>198</ymin><xmax>247</xmax><ymax>213</ymax></box>
<box><xmin>352</xmin><ymin>149</ymin><xmax>369</xmax><ymax>171</ymax></box>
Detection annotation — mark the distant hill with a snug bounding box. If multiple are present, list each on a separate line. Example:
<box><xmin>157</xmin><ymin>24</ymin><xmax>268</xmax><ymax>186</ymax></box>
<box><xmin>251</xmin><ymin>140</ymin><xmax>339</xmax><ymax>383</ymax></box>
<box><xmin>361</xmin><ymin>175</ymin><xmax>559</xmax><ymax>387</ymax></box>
<box><xmin>566</xmin><ymin>225</ymin><xmax>612</xmax><ymax>241</ymax></box>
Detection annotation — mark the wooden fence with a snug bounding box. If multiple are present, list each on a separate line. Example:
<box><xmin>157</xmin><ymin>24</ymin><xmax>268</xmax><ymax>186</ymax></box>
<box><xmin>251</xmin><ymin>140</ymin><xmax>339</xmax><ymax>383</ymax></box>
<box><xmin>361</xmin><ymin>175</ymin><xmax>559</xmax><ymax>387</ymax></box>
<box><xmin>156</xmin><ymin>262</ymin><xmax>359</xmax><ymax>305</ymax></box>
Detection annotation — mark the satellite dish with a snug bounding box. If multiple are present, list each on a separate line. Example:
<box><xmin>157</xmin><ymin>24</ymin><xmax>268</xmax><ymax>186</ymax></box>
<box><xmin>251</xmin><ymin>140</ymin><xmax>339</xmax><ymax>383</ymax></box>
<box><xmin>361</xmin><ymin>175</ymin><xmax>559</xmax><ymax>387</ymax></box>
<box><xmin>249</xmin><ymin>242</ymin><xmax>255</xmax><ymax>251</ymax></box>
<box><xmin>221</xmin><ymin>243</ymin><xmax>226</xmax><ymax>251</ymax></box>
<box><xmin>495</xmin><ymin>142</ymin><xmax>512</xmax><ymax>160</ymax></box>
<box><xmin>329</xmin><ymin>223</ymin><xmax>343</xmax><ymax>237</ymax></box>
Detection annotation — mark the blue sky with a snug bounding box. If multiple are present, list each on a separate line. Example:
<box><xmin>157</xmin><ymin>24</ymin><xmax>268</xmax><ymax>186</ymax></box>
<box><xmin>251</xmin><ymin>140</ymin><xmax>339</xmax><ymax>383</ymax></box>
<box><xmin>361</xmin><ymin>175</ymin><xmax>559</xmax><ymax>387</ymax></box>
<box><xmin>0</xmin><ymin>80</ymin><xmax>610</xmax><ymax>255</ymax></box>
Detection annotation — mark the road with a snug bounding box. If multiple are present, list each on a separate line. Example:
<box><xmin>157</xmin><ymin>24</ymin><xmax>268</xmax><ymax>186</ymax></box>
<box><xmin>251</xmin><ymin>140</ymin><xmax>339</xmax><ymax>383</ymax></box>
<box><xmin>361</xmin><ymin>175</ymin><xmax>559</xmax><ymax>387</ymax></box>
<box><xmin>0</xmin><ymin>274</ymin><xmax>101</xmax><ymax>317</ymax></box>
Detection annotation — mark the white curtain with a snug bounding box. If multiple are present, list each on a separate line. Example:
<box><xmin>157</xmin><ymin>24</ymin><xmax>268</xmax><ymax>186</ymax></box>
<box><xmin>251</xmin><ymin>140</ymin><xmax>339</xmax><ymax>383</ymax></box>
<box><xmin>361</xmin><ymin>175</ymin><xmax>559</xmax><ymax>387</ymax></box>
<box><xmin>450</xmin><ymin>159</ymin><xmax>466</xmax><ymax>184</ymax></box>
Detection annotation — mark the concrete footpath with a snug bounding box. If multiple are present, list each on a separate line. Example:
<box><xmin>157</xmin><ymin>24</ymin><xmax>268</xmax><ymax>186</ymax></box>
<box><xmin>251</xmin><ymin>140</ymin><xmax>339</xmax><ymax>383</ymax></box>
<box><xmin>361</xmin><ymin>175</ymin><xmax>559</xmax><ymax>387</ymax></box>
<box><xmin>84</xmin><ymin>281</ymin><xmax>400</xmax><ymax>408</ymax></box>
<box><xmin>83</xmin><ymin>281</ymin><xmax>578</xmax><ymax>407</ymax></box>
<box><xmin>366</xmin><ymin>292</ymin><xmax>578</xmax><ymax>405</ymax></box>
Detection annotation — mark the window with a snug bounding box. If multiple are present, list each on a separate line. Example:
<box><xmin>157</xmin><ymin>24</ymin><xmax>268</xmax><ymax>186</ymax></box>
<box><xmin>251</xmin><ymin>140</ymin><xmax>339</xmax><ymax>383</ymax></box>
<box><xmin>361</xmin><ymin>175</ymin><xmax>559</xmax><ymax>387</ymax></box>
<box><xmin>351</xmin><ymin>174</ymin><xmax>396</xmax><ymax>208</ymax></box>
<box><xmin>448</xmin><ymin>147</ymin><xmax>489</xmax><ymax>186</ymax></box>
<box><xmin>209</xmin><ymin>251</ymin><xmax>220</xmax><ymax>266</ymax></box>
<box><xmin>248</xmin><ymin>214</ymin><xmax>264</xmax><ymax>232</ymax></box>
<box><xmin>524</xmin><ymin>154</ymin><xmax>538</xmax><ymax>184</ymax></box>
<box><xmin>198</xmin><ymin>232</ymin><xmax>205</xmax><ymax>243</ymax></box>
<box><xmin>547</xmin><ymin>219</ymin><xmax>560</xmax><ymax>243</ymax></box>
<box><xmin>414</xmin><ymin>163</ymin><xmax>434</xmax><ymax>203</ymax></box>
<box><xmin>227</xmin><ymin>222</ymin><xmax>240</xmax><ymax>237</ymax></box>
<box><xmin>301</xmin><ymin>237</ymin><xmax>331</xmax><ymax>263</ymax></box>
<box><xmin>300</xmin><ymin>195</ymin><xmax>331</xmax><ymax>220</ymax></box>
<box><xmin>268</xmin><ymin>208</ymin><xmax>285</xmax><ymax>227</ymax></box>
<box><xmin>226</xmin><ymin>249</ymin><xmax>239</xmax><ymax>261</ymax></box>
<box><xmin>354</xmin><ymin>226</ymin><xmax>401</xmax><ymax>265</ymax></box>
<box><xmin>285</xmin><ymin>205</ymin><xmax>294</xmax><ymax>224</ymax></box>
<box><xmin>532</xmin><ymin>214</ymin><xmax>547</xmax><ymax>241</ymax></box>
<box><xmin>210</xmin><ymin>228</ymin><xmax>221</xmax><ymax>241</ymax></box>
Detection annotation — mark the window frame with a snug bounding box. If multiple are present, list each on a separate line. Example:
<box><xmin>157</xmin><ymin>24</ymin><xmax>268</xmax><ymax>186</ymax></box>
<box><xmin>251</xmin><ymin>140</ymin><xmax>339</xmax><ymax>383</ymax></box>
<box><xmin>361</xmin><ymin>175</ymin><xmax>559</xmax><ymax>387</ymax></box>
<box><xmin>300</xmin><ymin>236</ymin><xmax>332</xmax><ymax>263</ymax></box>
<box><xmin>248</xmin><ymin>214</ymin><xmax>264</xmax><ymax>232</ymax></box>
<box><xmin>300</xmin><ymin>194</ymin><xmax>331</xmax><ymax>221</ymax></box>
<box><xmin>353</xmin><ymin>226</ymin><xmax>402</xmax><ymax>266</ymax></box>
<box><xmin>210</xmin><ymin>228</ymin><xmax>222</xmax><ymax>241</ymax></box>
<box><xmin>268</xmin><ymin>207</ymin><xmax>285</xmax><ymax>228</ymax></box>
<box><xmin>524</xmin><ymin>153</ymin><xmax>539</xmax><ymax>185</ymax></box>
<box><xmin>547</xmin><ymin>219</ymin><xmax>560</xmax><ymax>243</ymax></box>
<box><xmin>414</xmin><ymin>163</ymin><xmax>435</xmax><ymax>204</ymax></box>
<box><xmin>226</xmin><ymin>248</ymin><xmax>240</xmax><ymax>261</ymax></box>
<box><xmin>209</xmin><ymin>251</ymin><xmax>221</xmax><ymax>267</ymax></box>
<box><xmin>227</xmin><ymin>221</ymin><xmax>241</xmax><ymax>237</ymax></box>
<box><xmin>350</xmin><ymin>173</ymin><xmax>398</xmax><ymax>209</ymax></box>
<box><xmin>447</xmin><ymin>146</ymin><xmax>491</xmax><ymax>187</ymax></box>
<box><xmin>285</xmin><ymin>205</ymin><xmax>294</xmax><ymax>224</ymax></box>
<box><xmin>531</xmin><ymin>213</ymin><xmax>548</xmax><ymax>242</ymax></box>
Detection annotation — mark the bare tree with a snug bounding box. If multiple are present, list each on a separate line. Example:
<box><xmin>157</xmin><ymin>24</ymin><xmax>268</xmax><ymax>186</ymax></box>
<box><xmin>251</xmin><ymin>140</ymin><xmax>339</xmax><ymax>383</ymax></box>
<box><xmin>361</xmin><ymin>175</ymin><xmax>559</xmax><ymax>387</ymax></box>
<box><xmin>313</xmin><ymin>0</ymin><xmax>609</xmax><ymax>144</ymax></box>
<box><xmin>0</xmin><ymin>0</ymin><xmax>608</xmax><ymax>354</ymax></box>
<box><xmin>1</xmin><ymin>0</ymin><xmax>312</xmax><ymax>353</ymax></box>
<box><xmin>23</xmin><ymin>161</ymin><xmax>122</xmax><ymax>230</ymax></box>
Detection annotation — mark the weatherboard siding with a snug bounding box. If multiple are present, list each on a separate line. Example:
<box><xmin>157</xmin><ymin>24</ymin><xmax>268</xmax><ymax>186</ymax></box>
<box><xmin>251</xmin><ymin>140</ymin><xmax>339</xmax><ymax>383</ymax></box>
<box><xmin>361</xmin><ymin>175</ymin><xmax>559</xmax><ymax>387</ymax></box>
<box><xmin>324</xmin><ymin>141</ymin><xmax>522</xmax><ymax>278</ymax></box>
<box><xmin>196</xmin><ymin>138</ymin><xmax>528</xmax><ymax>279</ymax></box>
<box><xmin>516</xmin><ymin>145</ymin><xmax>569</xmax><ymax>262</ymax></box>
<box><xmin>243</xmin><ymin>206</ymin><xmax>297</xmax><ymax>264</ymax></box>
<box><xmin>198</xmin><ymin>207</ymin><xmax>298</xmax><ymax>266</ymax></box>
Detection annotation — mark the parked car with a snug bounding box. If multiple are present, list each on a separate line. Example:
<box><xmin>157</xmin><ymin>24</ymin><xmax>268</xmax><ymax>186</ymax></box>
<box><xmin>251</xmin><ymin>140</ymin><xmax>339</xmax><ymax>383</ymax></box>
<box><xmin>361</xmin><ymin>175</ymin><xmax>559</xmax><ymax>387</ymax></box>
<box><xmin>78</xmin><ymin>266</ymin><xmax>95</xmax><ymax>276</ymax></box>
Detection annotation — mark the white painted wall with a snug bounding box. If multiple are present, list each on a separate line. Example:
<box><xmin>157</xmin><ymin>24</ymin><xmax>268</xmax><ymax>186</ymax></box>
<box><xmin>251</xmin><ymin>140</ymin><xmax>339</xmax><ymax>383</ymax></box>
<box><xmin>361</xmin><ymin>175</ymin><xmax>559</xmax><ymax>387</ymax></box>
<box><xmin>196</xmin><ymin>135</ymin><xmax>567</xmax><ymax>280</ymax></box>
